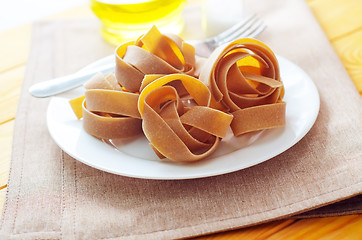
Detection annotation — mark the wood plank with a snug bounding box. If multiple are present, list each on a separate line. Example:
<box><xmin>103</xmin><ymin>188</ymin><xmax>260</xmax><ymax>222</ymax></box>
<box><xmin>322</xmin><ymin>216</ymin><xmax>362</xmax><ymax>239</ymax></box>
<box><xmin>308</xmin><ymin>0</ymin><xmax>362</xmax><ymax>40</ymax></box>
<box><xmin>194</xmin><ymin>219</ymin><xmax>296</xmax><ymax>239</ymax></box>
<box><xmin>0</xmin><ymin>25</ymin><xmax>31</xmax><ymax>73</ymax></box>
<box><xmin>331</xmin><ymin>30</ymin><xmax>362</xmax><ymax>94</ymax></box>
<box><xmin>0</xmin><ymin>66</ymin><xmax>24</xmax><ymax>124</ymax></box>
<box><xmin>266</xmin><ymin>215</ymin><xmax>362</xmax><ymax>239</ymax></box>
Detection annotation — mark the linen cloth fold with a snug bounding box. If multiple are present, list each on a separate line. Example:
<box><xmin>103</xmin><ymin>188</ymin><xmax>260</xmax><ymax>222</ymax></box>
<box><xmin>0</xmin><ymin>0</ymin><xmax>361</xmax><ymax>239</ymax></box>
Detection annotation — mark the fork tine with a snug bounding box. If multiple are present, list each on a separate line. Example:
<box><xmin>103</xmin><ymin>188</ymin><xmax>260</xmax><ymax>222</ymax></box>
<box><xmin>213</xmin><ymin>14</ymin><xmax>257</xmax><ymax>42</ymax></box>
<box><xmin>218</xmin><ymin>18</ymin><xmax>264</xmax><ymax>45</ymax></box>
<box><xmin>191</xmin><ymin>14</ymin><xmax>266</xmax><ymax>57</ymax></box>
<box><xmin>222</xmin><ymin>19</ymin><xmax>265</xmax><ymax>43</ymax></box>
<box><xmin>246</xmin><ymin>23</ymin><xmax>267</xmax><ymax>38</ymax></box>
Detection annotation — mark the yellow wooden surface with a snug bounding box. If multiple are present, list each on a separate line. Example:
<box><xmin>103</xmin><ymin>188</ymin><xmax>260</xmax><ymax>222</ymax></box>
<box><xmin>0</xmin><ymin>0</ymin><xmax>361</xmax><ymax>239</ymax></box>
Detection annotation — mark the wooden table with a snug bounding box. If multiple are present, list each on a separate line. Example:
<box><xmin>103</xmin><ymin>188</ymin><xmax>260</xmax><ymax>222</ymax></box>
<box><xmin>0</xmin><ymin>0</ymin><xmax>361</xmax><ymax>239</ymax></box>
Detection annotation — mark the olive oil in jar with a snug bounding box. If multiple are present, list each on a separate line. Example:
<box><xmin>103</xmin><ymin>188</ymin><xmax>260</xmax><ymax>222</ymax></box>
<box><xmin>91</xmin><ymin>0</ymin><xmax>186</xmax><ymax>45</ymax></box>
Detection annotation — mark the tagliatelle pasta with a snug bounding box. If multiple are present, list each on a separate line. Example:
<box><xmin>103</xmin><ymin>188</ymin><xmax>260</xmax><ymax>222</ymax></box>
<box><xmin>115</xmin><ymin>25</ymin><xmax>196</xmax><ymax>92</ymax></box>
<box><xmin>140</xmin><ymin>74</ymin><xmax>233</xmax><ymax>161</ymax></box>
<box><xmin>72</xmin><ymin>26</ymin><xmax>198</xmax><ymax>143</ymax></box>
<box><xmin>69</xmin><ymin>27</ymin><xmax>286</xmax><ymax>162</ymax></box>
<box><xmin>83</xmin><ymin>72</ymin><xmax>123</xmax><ymax>91</ymax></box>
<box><xmin>199</xmin><ymin>38</ymin><xmax>286</xmax><ymax>136</ymax></box>
<box><xmin>82</xmin><ymin>86</ymin><xmax>143</xmax><ymax>139</ymax></box>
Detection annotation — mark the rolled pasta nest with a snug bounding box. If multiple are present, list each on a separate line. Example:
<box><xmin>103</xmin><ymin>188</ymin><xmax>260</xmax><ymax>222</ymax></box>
<box><xmin>70</xmin><ymin>26</ymin><xmax>286</xmax><ymax>162</ymax></box>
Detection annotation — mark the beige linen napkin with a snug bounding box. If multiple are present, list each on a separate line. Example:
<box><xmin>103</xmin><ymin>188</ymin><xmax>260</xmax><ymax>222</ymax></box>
<box><xmin>1</xmin><ymin>0</ymin><xmax>361</xmax><ymax>239</ymax></box>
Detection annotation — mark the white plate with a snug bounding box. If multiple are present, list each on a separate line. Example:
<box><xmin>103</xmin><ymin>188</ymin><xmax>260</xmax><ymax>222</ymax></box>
<box><xmin>47</xmin><ymin>55</ymin><xmax>320</xmax><ymax>180</ymax></box>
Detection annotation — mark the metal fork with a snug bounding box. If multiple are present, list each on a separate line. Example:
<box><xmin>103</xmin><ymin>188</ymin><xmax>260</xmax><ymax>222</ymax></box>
<box><xmin>29</xmin><ymin>15</ymin><xmax>266</xmax><ymax>98</ymax></box>
<box><xmin>190</xmin><ymin>14</ymin><xmax>266</xmax><ymax>57</ymax></box>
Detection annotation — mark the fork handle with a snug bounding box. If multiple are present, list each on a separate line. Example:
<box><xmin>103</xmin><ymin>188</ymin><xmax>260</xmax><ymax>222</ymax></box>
<box><xmin>29</xmin><ymin>63</ymin><xmax>115</xmax><ymax>98</ymax></box>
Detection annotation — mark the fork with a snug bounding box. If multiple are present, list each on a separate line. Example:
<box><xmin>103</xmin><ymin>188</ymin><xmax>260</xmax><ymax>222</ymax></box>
<box><xmin>29</xmin><ymin>15</ymin><xmax>266</xmax><ymax>98</ymax></box>
<box><xmin>189</xmin><ymin>14</ymin><xmax>266</xmax><ymax>58</ymax></box>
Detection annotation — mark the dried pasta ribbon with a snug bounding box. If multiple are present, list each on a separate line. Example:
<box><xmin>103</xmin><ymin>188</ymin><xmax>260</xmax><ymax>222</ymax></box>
<box><xmin>83</xmin><ymin>72</ymin><xmax>123</xmax><ymax>91</ymax></box>
<box><xmin>140</xmin><ymin>74</ymin><xmax>233</xmax><ymax>162</ymax></box>
<box><xmin>115</xmin><ymin>26</ymin><xmax>196</xmax><ymax>92</ymax></box>
<box><xmin>230</xmin><ymin>102</ymin><xmax>286</xmax><ymax>135</ymax></box>
<box><xmin>69</xmin><ymin>33</ymin><xmax>287</xmax><ymax>163</ymax></box>
<box><xmin>81</xmin><ymin>73</ymin><xmax>143</xmax><ymax>139</ymax></box>
<box><xmin>199</xmin><ymin>38</ymin><xmax>286</xmax><ymax>136</ymax></box>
